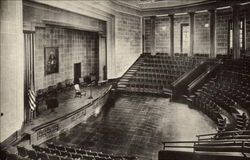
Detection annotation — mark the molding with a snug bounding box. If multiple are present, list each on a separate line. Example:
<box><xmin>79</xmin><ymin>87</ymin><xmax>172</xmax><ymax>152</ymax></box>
<box><xmin>26</xmin><ymin>0</ymin><xmax>250</xmax><ymax>18</ymax></box>
<box><xmin>23</xmin><ymin>22</ymin><xmax>45</xmax><ymax>31</ymax></box>
<box><xmin>87</xmin><ymin>0</ymin><xmax>142</xmax><ymax>17</ymax></box>
<box><xmin>111</xmin><ymin>0</ymin><xmax>140</xmax><ymax>10</ymax></box>
<box><xmin>26</xmin><ymin>0</ymin><xmax>112</xmax><ymax>22</ymax></box>
<box><xmin>140</xmin><ymin>0</ymin><xmax>210</xmax><ymax>9</ymax></box>
<box><xmin>141</xmin><ymin>0</ymin><xmax>249</xmax><ymax>16</ymax></box>
<box><xmin>42</xmin><ymin>20</ymin><xmax>100</xmax><ymax>33</ymax></box>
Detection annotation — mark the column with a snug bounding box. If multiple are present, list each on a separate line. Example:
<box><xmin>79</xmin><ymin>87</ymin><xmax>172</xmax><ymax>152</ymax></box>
<box><xmin>169</xmin><ymin>14</ymin><xmax>174</xmax><ymax>56</ymax></box>
<box><xmin>150</xmin><ymin>16</ymin><xmax>156</xmax><ymax>55</ymax></box>
<box><xmin>209</xmin><ymin>9</ymin><xmax>216</xmax><ymax>58</ymax></box>
<box><xmin>0</xmin><ymin>0</ymin><xmax>24</xmax><ymax>142</ymax></box>
<box><xmin>99</xmin><ymin>33</ymin><xmax>107</xmax><ymax>81</ymax></box>
<box><xmin>142</xmin><ymin>17</ymin><xmax>145</xmax><ymax>53</ymax></box>
<box><xmin>189</xmin><ymin>12</ymin><xmax>195</xmax><ymax>56</ymax></box>
<box><xmin>232</xmin><ymin>5</ymin><xmax>241</xmax><ymax>59</ymax></box>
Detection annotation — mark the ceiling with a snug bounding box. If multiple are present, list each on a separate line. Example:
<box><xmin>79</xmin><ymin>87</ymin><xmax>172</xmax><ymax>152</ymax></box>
<box><xmin>114</xmin><ymin>0</ymin><xmax>211</xmax><ymax>9</ymax></box>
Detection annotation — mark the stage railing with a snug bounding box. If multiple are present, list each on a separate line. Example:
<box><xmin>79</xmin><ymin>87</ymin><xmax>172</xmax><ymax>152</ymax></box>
<box><xmin>162</xmin><ymin>140</ymin><xmax>249</xmax><ymax>153</ymax></box>
<box><xmin>196</xmin><ymin>130</ymin><xmax>250</xmax><ymax>141</ymax></box>
<box><xmin>29</xmin><ymin>85</ymin><xmax>113</xmax><ymax>145</ymax></box>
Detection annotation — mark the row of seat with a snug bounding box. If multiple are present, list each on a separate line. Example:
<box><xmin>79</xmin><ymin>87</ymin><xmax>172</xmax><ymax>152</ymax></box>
<box><xmin>143</xmin><ymin>57</ymin><xmax>202</xmax><ymax>65</ymax></box>
<box><xmin>126</xmin><ymin>83</ymin><xmax>164</xmax><ymax>94</ymax></box>
<box><xmin>1</xmin><ymin>150</ymin><xmax>30</xmax><ymax>160</ymax></box>
<box><xmin>17</xmin><ymin>146</ymin><xmax>72</xmax><ymax>160</ymax></box>
<box><xmin>17</xmin><ymin>144</ymin><xmax>136</xmax><ymax>160</ymax></box>
<box><xmin>154</xmin><ymin>52</ymin><xmax>188</xmax><ymax>57</ymax></box>
<box><xmin>194</xmin><ymin>84</ymin><xmax>248</xmax><ymax>131</ymax></box>
<box><xmin>45</xmin><ymin>143</ymin><xmax>136</xmax><ymax>160</ymax></box>
<box><xmin>153</xmin><ymin>52</ymin><xmax>209</xmax><ymax>58</ymax></box>
<box><xmin>187</xmin><ymin>58</ymin><xmax>250</xmax><ymax>136</ymax></box>
<box><xmin>135</xmin><ymin>71</ymin><xmax>181</xmax><ymax>79</ymax></box>
<box><xmin>188</xmin><ymin>90</ymin><xmax>227</xmax><ymax>131</ymax></box>
<box><xmin>139</xmin><ymin>64</ymin><xmax>193</xmax><ymax>72</ymax></box>
<box><xmin>117</xmin><ymin>53</ymin><xmax>205</xmax><ymax>94</ymax></box>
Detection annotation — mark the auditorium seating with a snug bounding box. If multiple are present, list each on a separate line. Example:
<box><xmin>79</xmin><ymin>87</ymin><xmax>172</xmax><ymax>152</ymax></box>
<box><xmin>187</xmin><ymin>58</ymin><xmax>250</xmax><ymax>132</ymax></box>
<box><xmin>117</xmin><ymin>53</ymin><xmax>207</xmax><ymax>95</ymax></box>
<box><xmin>16</xmin><ymin>144</ymin><xmax>137</xmax><ymax>160</ymax></box>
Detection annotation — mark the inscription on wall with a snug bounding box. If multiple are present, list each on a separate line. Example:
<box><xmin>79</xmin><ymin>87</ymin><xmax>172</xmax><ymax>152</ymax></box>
<box><xmin>37</xmin><ymin>124</ymin><xmax>59</xmax><ymax>140</ymax></box>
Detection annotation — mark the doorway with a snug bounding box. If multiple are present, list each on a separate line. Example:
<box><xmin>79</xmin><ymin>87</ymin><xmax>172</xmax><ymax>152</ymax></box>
<box><xmin>74</xmin><ymin>63</ymin><xmax>81</xmax><ymax>84</ymax></box>
<box><xmin>180</xmin><ymin>23</ymin><xmax>190</xmax><ymax>54</ymax></box>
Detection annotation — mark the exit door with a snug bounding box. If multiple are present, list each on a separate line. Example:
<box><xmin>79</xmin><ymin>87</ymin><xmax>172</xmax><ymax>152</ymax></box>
<box><xmin>74</xmin><ymin>63</ymin><xmax>81</xmax><ymax>84</ymax></box>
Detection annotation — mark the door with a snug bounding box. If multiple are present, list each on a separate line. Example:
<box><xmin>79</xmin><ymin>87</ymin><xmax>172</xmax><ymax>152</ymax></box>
<box><xmin>74</xmin><ymin>63</ymin><xmax>81</xmax><ymax>84</ymax></box>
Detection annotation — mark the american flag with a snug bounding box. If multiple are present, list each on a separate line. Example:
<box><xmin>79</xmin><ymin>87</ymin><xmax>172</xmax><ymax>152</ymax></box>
<box><xmin>28</xmin><ymin>89</ymin><xmax>36</xmax><ymax>111</ymax></box>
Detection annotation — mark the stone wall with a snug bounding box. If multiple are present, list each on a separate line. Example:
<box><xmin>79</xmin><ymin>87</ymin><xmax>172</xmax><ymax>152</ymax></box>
<box><xmin>34</xmin><ymin>26</ymin><xmax>98</xmax><ymax>90</ymax></box>
<box><xmin>174</xmin><ymin>15</ymin><xmax>190</xmax><ymax>54</ymax></box>
<box><xmin>155</xmin><ymin>17</ymin><xmax>170</xmax><ymax>53</ymax></box>
<box><xmin>144</xmin><ymin>9</ymin><xmax>250</xmax><ymax>56</ymax></box>
<box><xmin>144</xmin><ymin>18</ymin><xmax>151</xmax><ymax>53</ymax></box>
<box><xmin>246</xmin><ymin>9</ymin><xmax>250</xmax><ymax>54</ymax></box>
<box><xmin>23</xmin><ymin>2</ymin><xmax>104</xmax><ymax>90</ymax></box>
<box><xmin>216</xmin><ymin>11</ymin><xmax>232</xmax><ymax>55</ymax></box>
<box><xmin>194</xmin><ymin>13</ymin><xmax>210</xmax><ymax>54</ymax></box>
<box><xmin>115</xmin><ymin>12</ymin><xmax>142</xmax><ymax>77</ymax></box>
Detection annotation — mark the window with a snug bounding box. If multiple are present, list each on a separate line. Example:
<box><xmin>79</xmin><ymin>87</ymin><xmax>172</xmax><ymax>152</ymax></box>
<box><xmin>181</xmin><ymin>23</ymin><xmax>190</xmax><ymax>54</ymax></box>
<box><xmin>228</xmin><ymin>18</ymin><xmax>245</xmax><ymax>54</ymax></box>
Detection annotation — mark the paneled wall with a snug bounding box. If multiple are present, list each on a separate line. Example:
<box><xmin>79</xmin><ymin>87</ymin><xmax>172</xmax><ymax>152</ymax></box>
<box><xmin>115</xmin><ymin>12</ymin><xmax>142</xmax><ymax>77</ymax></box>
<box><xmin>35</xmin><ymin>26</ymin><xmax>98</xmax><ymax>90</ymax></box>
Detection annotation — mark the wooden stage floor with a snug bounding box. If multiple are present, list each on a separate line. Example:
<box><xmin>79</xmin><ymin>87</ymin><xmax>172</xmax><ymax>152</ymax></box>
<box><xmin>23</xmin><ymin>85</ymin><xmax>111</xmax><ymax>135</ymax></box>
<box><xmin>46</xmin><ymin>93</ymin><xmax>217</xmax><ymax>160</ymax></box>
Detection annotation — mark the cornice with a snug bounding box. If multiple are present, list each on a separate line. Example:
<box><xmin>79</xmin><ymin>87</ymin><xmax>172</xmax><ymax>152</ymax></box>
<box><xmin>140</xmin><ymin>0</ymin><xmax>215</xmax><ymax>12</ymax></box>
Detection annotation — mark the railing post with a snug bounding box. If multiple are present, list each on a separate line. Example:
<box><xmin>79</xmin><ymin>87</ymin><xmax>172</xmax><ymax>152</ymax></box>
<box><xmin>241</xmin><ymin>141</ymin><xmax>245</xmax><ymax>153</ymax></box>
<box><xmin>193</xmin><ymin>142</ymin><xmax>196</xmax><ymax>153</ymax></box>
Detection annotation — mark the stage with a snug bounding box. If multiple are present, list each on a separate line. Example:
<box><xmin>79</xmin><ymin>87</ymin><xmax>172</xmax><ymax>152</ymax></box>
<box><xmin>23</xmin><ymin>84</ymin><xmax>112</xmax><ymax>145</ymax></box>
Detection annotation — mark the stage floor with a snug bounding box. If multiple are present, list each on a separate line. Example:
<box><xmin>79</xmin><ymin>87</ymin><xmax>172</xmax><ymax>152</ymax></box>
<box><xmin>47</xmin><ymin>94</ymin><xmax>217</xmax><ymax>160</ymax></box>
<box><xmin>23</xmin><ymin>84</ymin><xmax>111</xmax><ymax>135</ymax></box>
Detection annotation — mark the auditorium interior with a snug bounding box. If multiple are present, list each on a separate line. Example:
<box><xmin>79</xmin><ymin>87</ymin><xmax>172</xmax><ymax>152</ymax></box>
<box><xmin>1</xmin><ymin>0</ymin><xmax>250</xmax><ymax>160</ymax></box>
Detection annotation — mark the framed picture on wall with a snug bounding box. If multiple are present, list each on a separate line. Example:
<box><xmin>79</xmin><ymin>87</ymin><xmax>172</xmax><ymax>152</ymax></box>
<box><xmin>44</xmin><ymin>47</ymin><xmax>59</xmax><ymax>75</ymax></box>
